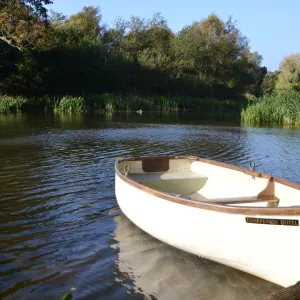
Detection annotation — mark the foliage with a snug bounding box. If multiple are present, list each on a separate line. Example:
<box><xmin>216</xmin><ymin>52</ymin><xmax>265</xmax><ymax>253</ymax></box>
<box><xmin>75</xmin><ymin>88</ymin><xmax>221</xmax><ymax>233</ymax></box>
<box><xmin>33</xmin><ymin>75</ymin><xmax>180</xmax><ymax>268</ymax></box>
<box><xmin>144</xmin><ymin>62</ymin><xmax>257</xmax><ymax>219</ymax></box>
<box><xmin>1</xmin><ymin>6</ymin><xmax>268</xmax><ymax>103</ymax></box>
<box><xmin>51</xmin><ymin>6</ymin><xmax>103</xmax><ymax>47</ymax></box>
<box><xmin>0</xmin><ymin>93</ymin><xmax>241</xmax><ymax>116</ymax></box>
<box><xmin>241</xmin><ymin>91</ymin><xmax>300</xmax><ymax>125</ymax></box>
<box><xmin>96</xmin><ymin>93</ymin><xmax>240</xmax><ymax>113</ymax></box>
<box><xmin>54</xmin><ymin>96</ymin><xmax>87</xmax><ymax>113</ymax></box>
<box><xmin>244</xmin><ymin>52</ymin><xmax>267</xmax><ymax>95</ymax></box>
<box><xmin>261</xmin><ymin>71</ymin><xmax>279</xmax><ymax>95</ymax></box>
<box><xmin>0</xmin><ymin>0</ymin><xmax>53</xmax><ymax>51</ymax></box>
<box><xmin>173</xmin><ymin>14</ymin><xmax>250</xmax><ymax>91</ymax></box>
<box><xmin>275</xmin><ymin>53</ymin><xmax>300</xmax><ymax>91</ymax></box>
<box><xmin>0</xmin><ymin>95</ymin><xmax>28</xmax><ymax>112</ymax></box>
<box><xmin>60</xmin><ymin>292</ymin><xmax>72</xmax><ymax>300</ymax></box>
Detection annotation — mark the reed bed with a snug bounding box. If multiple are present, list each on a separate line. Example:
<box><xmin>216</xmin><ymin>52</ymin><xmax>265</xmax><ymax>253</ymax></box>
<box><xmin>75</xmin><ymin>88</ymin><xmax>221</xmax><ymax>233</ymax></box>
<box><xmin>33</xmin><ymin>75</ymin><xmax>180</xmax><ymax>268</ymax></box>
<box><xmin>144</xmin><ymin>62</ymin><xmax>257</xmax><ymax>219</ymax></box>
<box><xmin>98</xmin><ymin>93</ymin><xmax>179</xmax><ymax>112</ymax></box>
<box><xmin>96</xmin><ymin>93</ymin><xmax>237</xmax><ymax>113</ymax></box>
<box><xmin>241</xmin><ymin>91</ymin><xmax>300</xmax><ymax>125</ymax></box>
<box><xmin>0</xmin><ymin>93</ymin><xmax>240</xmax><ymax>115</ymax></box>
<box><xmin>53</xmin><ymin>96</ymin><xmax>87</xmax><ymax>113</ymax></box>
<box><xmin>0</xmin><ymin>95</ymin><xmax>28</xmax><ymax>112</ymax></box>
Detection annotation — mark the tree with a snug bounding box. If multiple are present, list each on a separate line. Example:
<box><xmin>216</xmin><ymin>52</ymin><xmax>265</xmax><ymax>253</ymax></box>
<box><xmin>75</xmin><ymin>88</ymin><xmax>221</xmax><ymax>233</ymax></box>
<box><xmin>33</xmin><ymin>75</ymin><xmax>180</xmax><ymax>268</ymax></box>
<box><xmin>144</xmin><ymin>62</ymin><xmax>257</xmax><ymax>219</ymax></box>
<box><xmin>261</xmin><ymin>71</ymin><xmax>279</xmax><ymax>95</ymax></box>
<box><xmin>102</xmin><ymin>18</ymin><xmax>128</xmax><ymax>54</ymax></box>
<box><xmin>173</xmin><ymin>14</ymin><xmax>253</xmax><ymax>97</ymax></box>
<box><xmin>276</xmin><ymin>53</ymin><xmax>300</xmax><ymax>91</ymax></box>
<box><xmin>119</xmin><ymin>13</ymin><xmax>170</xmax><ymax>59</ymax></box>
<box><xmin>113</xmin><ymin>13</ymin><xmax>174</xmax><ymax>92</ymax></box>
<box><xmin>137</xmin><ymin>26</ymin><xmax>174</xmax><ymax>70</ymax></box>
<box><xmin>0</xmin><ymin>0</ymin><xmax>53</xmax><ymax>51</ymax></box>
<box><xmin>1</xmin><ymin>6</ymin><xmax>266</xmax><ymax>100</ymax></box>
<box><xmin>52</xmin><ymin>6</ymin><xmax>103</xmax><ymax>47</ymax></box>
<box><xmin>242</xmin><ymin>51</ymin><xmax>267</xmax><ymax>96</ymax></box>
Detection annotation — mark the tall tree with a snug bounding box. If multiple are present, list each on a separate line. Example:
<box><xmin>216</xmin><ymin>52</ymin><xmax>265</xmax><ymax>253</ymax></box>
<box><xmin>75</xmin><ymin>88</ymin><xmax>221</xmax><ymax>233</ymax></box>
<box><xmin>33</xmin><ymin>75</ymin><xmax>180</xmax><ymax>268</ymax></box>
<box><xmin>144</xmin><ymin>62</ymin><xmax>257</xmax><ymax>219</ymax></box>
<box><xmin>261</xmin><ymin>71</ymin><xmax>279</xmax><ymax>95</ymax></box>
<box><xmin>173</xmin><ymin>14</ymin><xmax>252</xmax><ymax>96</ymax></box>
<box><xmin>52</xmin><ymin>6</ymin><xmax>103</xmax><ymax>47</ymax></box>
<box><xmin>276</xmin><ymin>53</ymin><xmax>300</xmax><ymax>91</ymax></box>
<box><xmin>242</xmin><ymin>51</ymin><xmax>267</xmax><ymax>95</ymax></box>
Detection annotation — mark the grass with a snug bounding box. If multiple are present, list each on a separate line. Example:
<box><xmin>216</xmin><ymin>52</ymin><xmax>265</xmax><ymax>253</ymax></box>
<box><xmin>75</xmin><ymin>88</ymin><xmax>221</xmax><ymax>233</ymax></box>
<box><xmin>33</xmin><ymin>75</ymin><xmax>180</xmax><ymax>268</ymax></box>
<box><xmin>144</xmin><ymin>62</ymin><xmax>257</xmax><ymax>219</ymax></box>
<box><xmin>0</xmin><ymin>93</ymin><xmax>241</xmax><ymax>116</ymax></box>
<box><xmin>89</xmin><ymin>93</ymin><xmax>180</xmax><ymax>113</ymax></box>
<box><xmin>54</xmin><ymin>96</ymin><xmax>87</xmax><ymax>113</ymax></box>
<box><xmin>0</xmin><ymin>95</ymin><xmax>87</xmax><ymax>113</ymax></box>
<box><xmin>241</xmin><ymin>91</ymin><xmax>300</xmax><ymax>126</ymax></box>
<box><xmin>88</xmin><ymin>93</ymin><xmax>238</xmax><ymax>114</ymax></box>
<box><xmin>0</xmin><ymin>95</ymin><xmax>28</xmax><ymax>113</ymax></box>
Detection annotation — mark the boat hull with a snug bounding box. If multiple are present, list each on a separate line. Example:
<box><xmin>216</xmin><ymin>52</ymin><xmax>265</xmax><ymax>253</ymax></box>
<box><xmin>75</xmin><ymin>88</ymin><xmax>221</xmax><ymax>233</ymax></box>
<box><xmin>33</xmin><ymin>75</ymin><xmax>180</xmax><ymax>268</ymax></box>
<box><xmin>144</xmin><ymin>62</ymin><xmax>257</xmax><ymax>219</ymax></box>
<box><xmin>115</xmin><ymin>173</ymin><xmax>300</xmax><ymax>288</ymax></box>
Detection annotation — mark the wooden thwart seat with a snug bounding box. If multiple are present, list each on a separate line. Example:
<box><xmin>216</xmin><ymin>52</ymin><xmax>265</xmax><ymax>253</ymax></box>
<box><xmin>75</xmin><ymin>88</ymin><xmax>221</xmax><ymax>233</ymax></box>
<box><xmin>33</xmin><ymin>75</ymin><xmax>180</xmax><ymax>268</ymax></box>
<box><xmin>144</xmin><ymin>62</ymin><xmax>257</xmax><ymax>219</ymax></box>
<box><xmin>130</xmin><ymin>171</ymin><xmax>207</xmax><ymax>181</ymax></box>
<box><xmin>209</xmin><ymin>177</ymin><xmax>280</xmax><ymax>205</ymax></box>
<box><xmin>210</xmin><ymin>196</ymin><xmax>279</xmax><ymax>205</ymax></box>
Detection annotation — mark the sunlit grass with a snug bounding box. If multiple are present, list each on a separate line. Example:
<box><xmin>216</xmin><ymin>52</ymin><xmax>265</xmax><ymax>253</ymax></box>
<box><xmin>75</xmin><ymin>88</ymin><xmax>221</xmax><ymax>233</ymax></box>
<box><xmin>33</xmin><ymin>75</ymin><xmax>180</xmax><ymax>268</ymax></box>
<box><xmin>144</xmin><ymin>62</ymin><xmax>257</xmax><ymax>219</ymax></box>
<box><xmin>95</xmin><ymin>93</ymin><xmax>236</xmax><ymax>113</ymax></box>
<box><xmin>241</xmin><ymin>91</ymin><xmax>300</xmax><ymax>125</ymax></box>
<box><xmin>0</xmin><ymin>93</ymin><xmax>240</xmax><ymax>115</ymax></box>
<box><xmin>54</xmin><ymin>96</ymin><xmax>87</xmax><ymax>113</ymax></box>
<box><xmin>0</xmin><ymin>95</ymin><xmax>28</xmax><ymax>112</ymax></box>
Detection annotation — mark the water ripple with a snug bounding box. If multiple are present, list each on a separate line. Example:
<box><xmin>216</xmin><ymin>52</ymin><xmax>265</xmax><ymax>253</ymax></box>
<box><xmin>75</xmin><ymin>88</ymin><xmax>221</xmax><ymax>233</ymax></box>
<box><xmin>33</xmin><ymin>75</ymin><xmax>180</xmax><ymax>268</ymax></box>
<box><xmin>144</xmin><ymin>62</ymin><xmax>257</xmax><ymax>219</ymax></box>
<box><xmin>0</xmin><ymin>114</ymin><xmax>299</xmax><ymax>299</ymax></box>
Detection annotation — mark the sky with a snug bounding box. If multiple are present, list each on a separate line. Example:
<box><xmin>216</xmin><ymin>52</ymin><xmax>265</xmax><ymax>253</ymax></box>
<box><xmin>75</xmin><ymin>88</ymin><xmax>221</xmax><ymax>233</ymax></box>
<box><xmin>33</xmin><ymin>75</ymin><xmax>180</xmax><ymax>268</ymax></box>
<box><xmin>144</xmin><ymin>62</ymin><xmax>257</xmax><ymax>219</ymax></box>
<box><xmin>47</xmin><ymin>0</ymin><xmax>300</xmax><ymax>71</ymax></box>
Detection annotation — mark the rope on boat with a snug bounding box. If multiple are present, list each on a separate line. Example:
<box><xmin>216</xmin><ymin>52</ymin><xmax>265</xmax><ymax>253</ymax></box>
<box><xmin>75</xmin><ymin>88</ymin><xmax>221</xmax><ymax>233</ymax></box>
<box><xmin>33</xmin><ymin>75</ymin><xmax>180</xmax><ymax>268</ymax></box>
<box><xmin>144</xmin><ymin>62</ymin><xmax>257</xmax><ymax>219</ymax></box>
<box><xmin>249</xmin><ymin>161</ymin><xmax>256</xmax><ymax>172</ymax></box>
<box><xmin>265</xmin><ymin>281</ymin><xmax>300</xmax><ymax>300</ymax></box>
<box><xmin>124</xmin><ymin>165</ymin><xmax>130</xmax><ymax>176</ymax></box>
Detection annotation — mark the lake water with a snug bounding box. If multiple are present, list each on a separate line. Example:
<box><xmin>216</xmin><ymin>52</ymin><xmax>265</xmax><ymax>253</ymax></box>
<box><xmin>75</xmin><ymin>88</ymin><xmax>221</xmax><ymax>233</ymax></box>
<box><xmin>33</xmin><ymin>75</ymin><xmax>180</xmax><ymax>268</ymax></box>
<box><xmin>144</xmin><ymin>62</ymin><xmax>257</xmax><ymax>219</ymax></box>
<box><xmin>1</xmin><ymin>113</ymin><xmax>299</xmax><ymax>300</ymax></box>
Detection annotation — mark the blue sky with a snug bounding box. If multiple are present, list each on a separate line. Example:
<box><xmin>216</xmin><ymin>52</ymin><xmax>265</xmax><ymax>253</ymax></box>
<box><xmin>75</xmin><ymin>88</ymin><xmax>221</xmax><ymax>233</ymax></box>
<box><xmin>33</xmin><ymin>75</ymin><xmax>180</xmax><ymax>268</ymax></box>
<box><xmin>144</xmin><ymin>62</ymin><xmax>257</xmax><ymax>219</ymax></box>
<box><xmin>47</xmin><ymin>0</ymin><xmax>300</xmax><ymax>71</ymax></box>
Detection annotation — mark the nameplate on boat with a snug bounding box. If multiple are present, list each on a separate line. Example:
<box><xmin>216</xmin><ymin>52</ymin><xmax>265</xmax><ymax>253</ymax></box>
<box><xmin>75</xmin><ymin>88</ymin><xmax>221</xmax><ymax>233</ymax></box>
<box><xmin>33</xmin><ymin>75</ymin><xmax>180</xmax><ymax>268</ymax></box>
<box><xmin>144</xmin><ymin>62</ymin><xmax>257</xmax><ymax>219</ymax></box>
<box><xmin>245</xmin><ymin>217</ymin><xmax>299</xmax><ymax>226</ymax></box>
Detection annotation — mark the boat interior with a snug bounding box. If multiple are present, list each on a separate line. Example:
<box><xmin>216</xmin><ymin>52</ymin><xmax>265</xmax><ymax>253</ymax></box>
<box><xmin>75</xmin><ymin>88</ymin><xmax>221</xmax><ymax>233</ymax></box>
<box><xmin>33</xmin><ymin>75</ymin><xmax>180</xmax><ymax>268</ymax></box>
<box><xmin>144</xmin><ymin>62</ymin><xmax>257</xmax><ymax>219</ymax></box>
<box><xmin>117</xmin><ymin>157</ymin><xmax>299</xmax><ymax>207</ymax></box>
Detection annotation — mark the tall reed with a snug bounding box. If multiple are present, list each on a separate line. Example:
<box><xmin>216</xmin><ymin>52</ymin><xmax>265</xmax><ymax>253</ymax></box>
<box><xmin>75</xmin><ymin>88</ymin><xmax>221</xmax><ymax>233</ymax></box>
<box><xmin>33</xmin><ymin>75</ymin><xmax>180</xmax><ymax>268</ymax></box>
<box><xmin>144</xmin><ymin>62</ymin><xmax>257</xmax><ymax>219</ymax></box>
<box><xmin>0</xmin><ymin>95</ymin><xmax>28</xmax><ymax>112</ymax></box>
<box><xmin>1</xmin><ymin>93</ymin><xmax>240</xmax><ymax>115</ymax></box>
<box><xmin>241</xmin><ymin>91</ymin><xmax>300</xmax><ymax>125</ymax></box>
<box><xmin>54</xmin><ymin>96</ymin><xmax>87</xmax><ymax>113</ymax></box>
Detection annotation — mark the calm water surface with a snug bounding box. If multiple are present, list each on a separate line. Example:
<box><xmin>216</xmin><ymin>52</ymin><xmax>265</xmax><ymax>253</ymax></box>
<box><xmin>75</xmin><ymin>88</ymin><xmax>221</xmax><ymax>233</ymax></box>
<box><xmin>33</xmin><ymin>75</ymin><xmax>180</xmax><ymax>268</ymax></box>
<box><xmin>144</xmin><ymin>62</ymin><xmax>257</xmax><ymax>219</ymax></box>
<box><xmin>1</xmin><ymin>113</ymin><xmax>299</xmax><ymax>300</ymax></box>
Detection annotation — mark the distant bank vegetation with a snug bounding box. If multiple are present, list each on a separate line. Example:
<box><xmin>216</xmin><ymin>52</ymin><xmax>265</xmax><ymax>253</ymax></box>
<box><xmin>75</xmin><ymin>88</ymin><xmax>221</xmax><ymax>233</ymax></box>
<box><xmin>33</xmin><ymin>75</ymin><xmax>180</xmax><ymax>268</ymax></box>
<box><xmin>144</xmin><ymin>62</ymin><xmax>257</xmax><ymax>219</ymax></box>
<box><xmin>0</xmin><ymin>93</ymin><xmax>240</xmax><ymax>119</ymax></box>
<box><xmin>242</xmin><ymin>91</ymin><xmax>300</xmax><ymax>126</ymax></box>
<box><xmin>1</xmin><ymin>3</ymin><xmax>266</xmax><ymax>106</ymax></box>
<box><xmin>0</xmin><ymin>2</ymin><xmax>300</xmax><ymax>125</ymax></box>
<box><xmin>241</xmin><ymin>53</ymin><xmax>300</xmax><ymax>125</ymax></box>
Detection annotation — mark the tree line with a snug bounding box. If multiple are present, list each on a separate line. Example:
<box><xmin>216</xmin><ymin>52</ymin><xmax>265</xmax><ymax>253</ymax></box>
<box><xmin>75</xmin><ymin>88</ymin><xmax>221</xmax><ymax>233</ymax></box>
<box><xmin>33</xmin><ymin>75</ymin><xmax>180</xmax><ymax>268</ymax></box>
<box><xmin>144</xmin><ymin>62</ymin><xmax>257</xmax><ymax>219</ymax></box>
<box><xmin>1</xmin><ymin>0</ymin><xmax>299</xmax><ymax>102</ymax></box>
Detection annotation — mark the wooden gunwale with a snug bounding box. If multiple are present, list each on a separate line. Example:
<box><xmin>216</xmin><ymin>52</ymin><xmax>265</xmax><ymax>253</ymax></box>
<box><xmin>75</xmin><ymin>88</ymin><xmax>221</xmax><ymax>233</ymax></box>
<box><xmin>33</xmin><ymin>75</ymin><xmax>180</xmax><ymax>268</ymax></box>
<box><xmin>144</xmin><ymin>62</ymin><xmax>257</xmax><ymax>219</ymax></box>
<box><xmin>115</xmin><ymin>156</ymin><xmax>300</xmax><ymax>216</ymax></box>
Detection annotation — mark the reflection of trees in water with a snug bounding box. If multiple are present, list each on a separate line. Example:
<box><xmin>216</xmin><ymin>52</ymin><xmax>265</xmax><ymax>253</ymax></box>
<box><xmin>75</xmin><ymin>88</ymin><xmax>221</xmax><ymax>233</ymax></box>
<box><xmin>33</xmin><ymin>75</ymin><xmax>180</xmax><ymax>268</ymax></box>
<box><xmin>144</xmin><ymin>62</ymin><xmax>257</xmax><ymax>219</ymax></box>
<box><xmin>53</xmin><ymin>112</ymin><xmax>85</xmax><ymax>129</ymax></box>
<box><xmin>112</xmin><ymin>214</ymin><xmax>280</xmax><ymax>300</ymax></box>
<box><xmin>0</xmin><ymin>113</ymin><xmax>30</xmax><ymax>140</ymax></box>
<box><xmin>40</xmin><ymin>114</ymin><xmax>253</xmax><ymax>171</ymax></box>
<box><xmin>0</xmin><ymin>113</ymin><xmax>28</xmax><ymax>125</ymax></box>
<box><xmin>0</xmin><ymin>113</ymin><xmax>250</xmax><ymax>166</ymax></box>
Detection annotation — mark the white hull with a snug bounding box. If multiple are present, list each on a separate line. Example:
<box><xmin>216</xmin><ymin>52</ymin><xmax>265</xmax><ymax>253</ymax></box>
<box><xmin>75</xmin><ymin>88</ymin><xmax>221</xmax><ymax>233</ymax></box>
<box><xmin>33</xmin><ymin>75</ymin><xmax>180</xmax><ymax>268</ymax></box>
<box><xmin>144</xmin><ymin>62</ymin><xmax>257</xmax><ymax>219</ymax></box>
<box><xmin>115</xmin><ymin>156</ymin><xmax>300</xmax><ymax>287</ymax></box>
<box><xmin>112</xmin><ymin>214</ymin><xmax>281</xmax><ymax>299</ymax></box>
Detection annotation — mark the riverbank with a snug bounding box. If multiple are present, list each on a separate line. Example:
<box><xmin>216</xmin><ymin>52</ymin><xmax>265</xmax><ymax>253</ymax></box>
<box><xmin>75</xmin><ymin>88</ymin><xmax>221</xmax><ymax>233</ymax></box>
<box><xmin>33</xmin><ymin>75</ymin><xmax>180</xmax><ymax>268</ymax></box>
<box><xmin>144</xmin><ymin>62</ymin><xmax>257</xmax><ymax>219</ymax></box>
<box><xmin>2</xmin><ymin>92</ymin><xmax>300</xmax><ymax>126</ymax></box>
<box><xmin>0</xmin><ymin>93</ymin><xmax>241</xmax><ymax>117</ymax></box>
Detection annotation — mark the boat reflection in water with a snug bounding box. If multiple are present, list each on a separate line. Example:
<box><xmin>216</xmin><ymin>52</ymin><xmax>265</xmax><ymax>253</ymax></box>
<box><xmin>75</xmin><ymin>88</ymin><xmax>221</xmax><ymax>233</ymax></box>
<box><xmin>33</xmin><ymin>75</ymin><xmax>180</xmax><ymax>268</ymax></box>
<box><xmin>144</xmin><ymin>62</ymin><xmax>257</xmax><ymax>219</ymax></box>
<box><xmin>111</xmin><ymin>213</ymin><xmax>280</xmax><ymax>300</ymax></box>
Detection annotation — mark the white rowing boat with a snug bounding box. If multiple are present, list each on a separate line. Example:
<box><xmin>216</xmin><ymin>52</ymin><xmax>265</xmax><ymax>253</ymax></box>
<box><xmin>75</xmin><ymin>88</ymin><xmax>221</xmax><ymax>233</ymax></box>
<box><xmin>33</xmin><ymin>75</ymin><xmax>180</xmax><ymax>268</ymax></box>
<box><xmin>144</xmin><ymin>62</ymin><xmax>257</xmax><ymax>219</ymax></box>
<box><xmin>115</xmin><ymin>156</ymin><xmax>300</xmax><ymax>287</ymax></box>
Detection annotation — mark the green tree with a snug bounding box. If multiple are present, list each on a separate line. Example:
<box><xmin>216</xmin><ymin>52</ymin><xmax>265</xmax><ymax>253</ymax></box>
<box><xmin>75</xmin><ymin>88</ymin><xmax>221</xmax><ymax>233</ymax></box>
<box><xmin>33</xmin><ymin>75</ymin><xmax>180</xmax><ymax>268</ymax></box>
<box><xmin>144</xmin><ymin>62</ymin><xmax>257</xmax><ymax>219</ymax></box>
<box><xmin>0</xmin><ymin>0</ymin><xmax>52</xmax><ymax>51</ymax></box>
<box><xmin>1</xmin><ymin>6</ymin><xmax>266</xmax><ymax>100</ymax></box>
<box><xmin>119</xmin><ymin>13</ymin><xmax>169</xmax><ymax>59</ymax></box>
<box><xmin>242</xmin><ymin>51</ymin><xmax>267</xmax><ymax>96</ymax></box>
<box><xmin>52</xmin><ymin>6</ymin><xmax>104</xmax><ymax>47</ymax></box>
<box><xmin>261</xmin><ymin>71</ymin><xmax>279</xmax><ymax>95</ymax></box>
<box><xmin>276</xmin><ymin>53</ymin><xmax>300</xmax><ymax>91</ymax></box>
<box><xmin>102</xmin><ymin>18</ymin><xmax>128</xmax><ymax>54</ymax></box>
<box><xmin>173</xmin><ymin>14</ymin><xmax>253</xmax><ymax>97</ymax></box>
